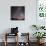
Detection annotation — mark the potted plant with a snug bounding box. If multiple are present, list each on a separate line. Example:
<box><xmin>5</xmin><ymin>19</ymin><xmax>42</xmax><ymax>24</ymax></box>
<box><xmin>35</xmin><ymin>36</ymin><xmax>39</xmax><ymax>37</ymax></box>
<box><xmin>32</xmin><ymin>24</ymin><xmax>45</xmax><ymax>30</ymax></box>
<box><xmin>40</xmin><ymin>26</ymin><xmax>45</xmax><ymax>29</ymax></box>
<box><xmin>33</xmin><ymin>32</ymin><xmax>46</xmax><ymax>43</ymax></box>
<box><xmin>32</xmin><ymin>25</ymin><xmax>39</xmax><ymax>30</ymax></box>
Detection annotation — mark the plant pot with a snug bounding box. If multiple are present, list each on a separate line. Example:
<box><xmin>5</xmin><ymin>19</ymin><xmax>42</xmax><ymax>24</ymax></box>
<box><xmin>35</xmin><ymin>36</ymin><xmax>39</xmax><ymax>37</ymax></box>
<box><xmin>37</xmin><ymin>39</ymin><xmax>45</xmax><ymax>44</ymax></box>
<box><xmin>37</xmin><ymin>39</ymin><xmax>40</xmax><ymax>46</ymax></box>
<box><xmin>40</xmin><ymin>38</ymin><xmax>45</xmax><ymax>43</ymax></box>
<box><xmin>37</xmin><ymin>39</ymin><xmax>40</xmax><ymax>43</ymax></box>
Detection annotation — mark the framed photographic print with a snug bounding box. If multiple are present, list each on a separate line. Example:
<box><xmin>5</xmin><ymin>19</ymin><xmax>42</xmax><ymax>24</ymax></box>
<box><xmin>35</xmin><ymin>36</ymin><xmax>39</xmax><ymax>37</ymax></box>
<box><xmin>11</xmin><ymin>6</ymin><xmax>25</xmax><ymax>20</ymax></box>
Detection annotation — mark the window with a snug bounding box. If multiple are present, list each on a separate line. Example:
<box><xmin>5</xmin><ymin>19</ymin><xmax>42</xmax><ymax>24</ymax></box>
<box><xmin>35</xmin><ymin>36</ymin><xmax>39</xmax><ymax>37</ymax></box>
<box><xmin>37</xmin><ymin>0</ymin><xmax>46</xmax><ymax>17</ymax></box>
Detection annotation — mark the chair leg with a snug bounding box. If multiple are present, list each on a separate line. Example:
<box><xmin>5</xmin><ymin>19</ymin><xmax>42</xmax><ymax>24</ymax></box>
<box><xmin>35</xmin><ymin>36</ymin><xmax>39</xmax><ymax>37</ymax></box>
<box><xmin>4</xmin><ymin>41</ymin><xmax>7</xmax><ymax>46</ymax></box>
<box><xmin>17</xmin><ymin>34</ymin><xmax>18</xmax><ymax>46</ymax></box>
<box><xmin>4</xmin><ymin>33</ymin><xmax>7</xmax><ymax>46</ymax></box>
<box><xmin>15</xmin><ymin>34</ymin><xmax>18</xmax><ymax>46</ymax></box>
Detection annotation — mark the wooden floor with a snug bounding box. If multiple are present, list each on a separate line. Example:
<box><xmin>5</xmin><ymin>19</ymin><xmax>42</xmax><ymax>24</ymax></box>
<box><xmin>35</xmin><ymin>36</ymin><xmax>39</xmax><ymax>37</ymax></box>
<box><xmin>0</xmin><ymin>42</ymin><xmax>46</xmax><ymax>46</ymax></box>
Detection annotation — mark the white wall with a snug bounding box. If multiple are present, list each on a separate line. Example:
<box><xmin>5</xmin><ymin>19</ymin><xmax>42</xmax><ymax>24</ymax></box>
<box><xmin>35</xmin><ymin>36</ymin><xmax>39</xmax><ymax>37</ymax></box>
<box><xmin>0</xmin><ymin>0</ymin><xmax>37</xmax><ymax>42</ymax></box>
<box><xmin>0</xmin><ymin>0</ymin><xmax>37</xmax><ymax>34</ymax></box>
